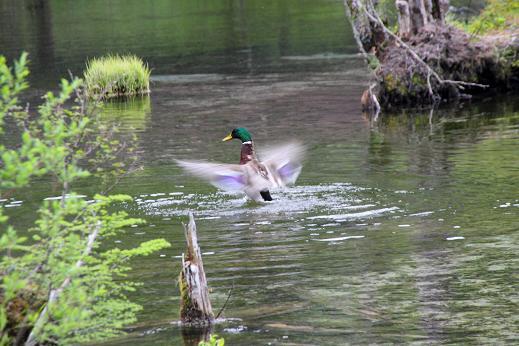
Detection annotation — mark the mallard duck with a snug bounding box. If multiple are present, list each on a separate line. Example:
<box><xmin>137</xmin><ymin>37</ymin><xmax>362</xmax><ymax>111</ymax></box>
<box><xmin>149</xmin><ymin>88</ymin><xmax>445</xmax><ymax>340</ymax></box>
<box><xmin>176</xmin><ymin>127</ymin><xmax>305</xmax><ymax>202</ymax></box>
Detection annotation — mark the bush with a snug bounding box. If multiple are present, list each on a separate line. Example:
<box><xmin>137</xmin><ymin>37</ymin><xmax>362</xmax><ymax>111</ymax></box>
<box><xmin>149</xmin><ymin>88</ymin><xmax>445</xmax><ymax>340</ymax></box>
<box><xmin>84</xmin><ymin>54</ymin><xmax>151</xmax><ymax>98</ymax></box>
<box><xmin>0</xmin><ymin>53</ymin><xmax>169</xmax><ymax>345</ymax></box>
<box><xmin>449</xmin><ymin>0</ymin><xmax>519</xmax><ymax>35</ymax></box>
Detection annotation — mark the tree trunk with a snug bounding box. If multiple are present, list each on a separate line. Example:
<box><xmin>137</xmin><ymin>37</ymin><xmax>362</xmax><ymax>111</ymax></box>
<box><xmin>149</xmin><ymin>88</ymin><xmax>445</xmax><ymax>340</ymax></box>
<box><xmin>344</xmin><ymin>0</ymin><xmax>511</xmax><ymax>110</ymax></box>
<box><xmin>397</xmin><ymin>0</ymin><xmax>449</xmax><ymax>37</ymax></box>
<box><xmin>178</xmin><ymin>213</ymin><xmax>214</xmax><ymax>326</ymax></box>
<box><xmin>343</xmin><ymin>0</ymin><xmax>387</xmax><ymax>55</ymax></box>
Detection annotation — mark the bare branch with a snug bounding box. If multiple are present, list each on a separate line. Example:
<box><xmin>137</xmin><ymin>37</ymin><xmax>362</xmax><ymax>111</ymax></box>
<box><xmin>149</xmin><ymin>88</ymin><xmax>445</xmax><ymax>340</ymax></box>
<box><xmin>215</xmin><ymin>281</ymin><xmax>234</xmax><ymax>320</ymax></box>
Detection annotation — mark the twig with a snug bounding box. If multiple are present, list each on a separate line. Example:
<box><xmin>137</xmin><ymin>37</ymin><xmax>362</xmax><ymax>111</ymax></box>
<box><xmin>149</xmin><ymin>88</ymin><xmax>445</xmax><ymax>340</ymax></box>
<box><xmin>442</xmin><ymin>79</ymin><xmax>487</xmax><ymax>88</ymax></box>
<box><xmin>68</xmin><ymin>70</ymin><xmax>85</xmax><ymax>116</ymax></box>
<box><xmin>369</xmin><ymin>83</ymin><xmax>380</xmax><ymax>120</ymax></box>
<box><xmin>428</xmin><ymin>106</ymin><xmax>435</xmax><ymax>135</ymax></box>
<box><xmin>426</xmin><ymin>70</ymin><xmax>434</xmax><ymax>99</ymax></box>
<box><xmin>215</xmin><ymin>281</ymin><xmax>234</xmax><ymax>320</ymax></box>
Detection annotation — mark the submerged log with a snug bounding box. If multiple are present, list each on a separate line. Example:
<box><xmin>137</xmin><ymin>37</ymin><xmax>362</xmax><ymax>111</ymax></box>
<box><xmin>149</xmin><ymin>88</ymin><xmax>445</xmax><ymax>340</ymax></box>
<box><xmin>178</xmin><ymin>213</ymin><xmax>214</xmax><ymax>326</ymax></box>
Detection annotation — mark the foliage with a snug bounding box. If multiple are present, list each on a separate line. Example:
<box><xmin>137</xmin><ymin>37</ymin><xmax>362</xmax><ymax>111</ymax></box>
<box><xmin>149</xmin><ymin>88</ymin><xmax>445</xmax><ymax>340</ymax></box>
<box><xmin>0</xmin><ymin>53</ymin><xmax>29</xmax><ymax>134</ymax></box>
<box><xmin>198</xmin><ymin>334</ymin><xmax>225</xmax><ymax>346</ymax></box>
<box><xmin>374</xmin><ymin>0</ymin><xmax>398</xmax><ymax>27</ymax></box>
<box><xmin>449</xmin><ymin>0</ymin><xmax>519</xmax><ymax>35</ymax></box>
<box><xmin>84</xmin><ymin>54</ymin><xmax>151</xmax><ymax>98</ymax></box>
<box><xmin>0</xmin><ymin>54</ymin><xmax>170</xmax><ymax>345</ymax></box>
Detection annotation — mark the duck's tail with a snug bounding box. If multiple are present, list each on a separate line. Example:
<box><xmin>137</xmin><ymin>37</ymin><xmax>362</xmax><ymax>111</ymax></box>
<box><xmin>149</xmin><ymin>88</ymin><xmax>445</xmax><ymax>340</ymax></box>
<box><xmin>260</xmin><ymin>190</ymin><xmax>273</xmax><ymax>201</ymax></box>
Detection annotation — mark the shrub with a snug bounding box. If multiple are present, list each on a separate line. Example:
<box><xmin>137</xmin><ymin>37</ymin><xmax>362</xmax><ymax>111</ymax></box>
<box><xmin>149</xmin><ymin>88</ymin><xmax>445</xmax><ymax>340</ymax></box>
<box><xmin>84</xmin><ymin>54</ymin><xmax>151</xmax><ymax>98</ymax></box>
<box><xmin>0</xmin><ymin>53</ymin><xmax>169</xmax><ymax>345</ymax></box>
<box><xmin>449</xmin><ymin>0</ymin><xmax>519</xmax><ymax>35</ymax></box>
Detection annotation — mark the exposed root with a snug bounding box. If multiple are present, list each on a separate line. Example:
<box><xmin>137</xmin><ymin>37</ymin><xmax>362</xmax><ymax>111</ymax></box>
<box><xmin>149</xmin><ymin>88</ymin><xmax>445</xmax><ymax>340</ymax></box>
<box><xmin>378</xmin><ymin>24</ymin><xmax>501</xmax><ymax>108</ymax></box>
<box><xmin>344</xmin><ymin>0</ymin><xmax>518</xmax><ymax>110</ymax></box>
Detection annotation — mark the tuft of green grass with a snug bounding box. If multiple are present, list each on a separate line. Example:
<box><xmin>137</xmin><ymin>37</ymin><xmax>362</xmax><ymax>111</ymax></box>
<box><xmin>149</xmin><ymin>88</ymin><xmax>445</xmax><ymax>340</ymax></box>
<box><xmin>449</xmin><ymin>0</ymin><xmax>519</xmax><ymax>36</ymax></box>
<box><xmin>84</xmin><ymin>54</ymin><xmax>151</xmax><ymax>98</ymax></box>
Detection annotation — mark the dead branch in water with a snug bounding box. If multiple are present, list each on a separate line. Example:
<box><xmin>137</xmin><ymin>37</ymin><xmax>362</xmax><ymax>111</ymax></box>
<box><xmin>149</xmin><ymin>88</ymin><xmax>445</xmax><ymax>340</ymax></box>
<box><xmin>361</xmin><ymin>83</ymin><xmax>381</xmax><ymax>118</ymax></box>
<box><xmin>179</xmin><ymin>213</ymin><xmax>214</xmax><ymax>326</ymax></box>
<box><xmin>215</xmin><ymin>281</ymin><xmax>234</xmax><ymax>320</ymax></box>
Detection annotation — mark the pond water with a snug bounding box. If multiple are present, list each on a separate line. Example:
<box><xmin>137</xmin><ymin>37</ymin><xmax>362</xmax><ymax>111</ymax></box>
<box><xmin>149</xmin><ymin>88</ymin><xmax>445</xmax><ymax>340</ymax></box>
<box><xmin>1</xmin><ymin>1</ymin><xmax>518</xmax><ymax>345</ymax></box>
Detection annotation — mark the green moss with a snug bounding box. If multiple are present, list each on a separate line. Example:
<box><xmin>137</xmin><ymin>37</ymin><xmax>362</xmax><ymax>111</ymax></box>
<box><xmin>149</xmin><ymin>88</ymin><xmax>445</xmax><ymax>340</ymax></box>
<box><xmin>384</xmin><ymin>73</ymin><xmax>397</xmax><ymax>91</ymax></box>
<box><xmin>411</xmin><ymin>73</ymin><xmax>425</xmax><ymax>87</ymax></box>
<box><xmin>398</xmin><ymin>83</ymin><xmax>408</xmax><ymax>96</ymax></box>
<box><xmin>384</xmin><ymin>72</ymin><xmax>411</xmax><ymax>96</ymax></box>
<box><xmin>178</xmin><ymin>271</ymin><xmax>191</xmax><ymax>318</ymax></box>
<box><xmin>84</xmin><ymin>54</ymin><xmax>150</xmax><ymax>98</ymax></box>
<box><xmin>367</xmin><ymin>54</ymin><xmax>381</xmax><ymax>70</ymax></box>
<box><xmin>495</xmin><ymin>45</ymin><xmax>519</xmax><ymax>81</ymax></box>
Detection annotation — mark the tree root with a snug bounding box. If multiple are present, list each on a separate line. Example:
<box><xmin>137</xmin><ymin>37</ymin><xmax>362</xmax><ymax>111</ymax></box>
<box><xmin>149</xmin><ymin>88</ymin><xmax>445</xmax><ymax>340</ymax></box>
<box><xmin>345</xmin><ymin>0</ymin><xmax>516</xmax><ymax>112</ymax></box>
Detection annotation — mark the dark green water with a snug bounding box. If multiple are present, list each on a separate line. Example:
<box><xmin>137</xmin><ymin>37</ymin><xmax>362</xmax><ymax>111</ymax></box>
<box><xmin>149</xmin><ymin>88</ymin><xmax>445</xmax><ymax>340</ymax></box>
<box><xmin>1</xmin><ymin>1</ymin><xmax>518</xmax><ymax>345</ymax></box>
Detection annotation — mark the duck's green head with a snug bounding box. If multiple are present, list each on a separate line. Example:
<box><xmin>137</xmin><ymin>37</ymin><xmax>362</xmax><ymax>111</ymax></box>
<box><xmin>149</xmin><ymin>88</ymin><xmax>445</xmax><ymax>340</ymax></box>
<box><xmin>222</xmin><ymin>127</ymin><xmax>252</xmax><ymax>143</ymax></box>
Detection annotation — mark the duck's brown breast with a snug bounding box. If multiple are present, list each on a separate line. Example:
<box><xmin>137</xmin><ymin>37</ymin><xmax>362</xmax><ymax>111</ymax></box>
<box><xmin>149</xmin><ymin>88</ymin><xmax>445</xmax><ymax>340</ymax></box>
<box><xmin>240</xmin><ymin>143</ymin><xmax>255</xmax><ymax>164</ymax></box>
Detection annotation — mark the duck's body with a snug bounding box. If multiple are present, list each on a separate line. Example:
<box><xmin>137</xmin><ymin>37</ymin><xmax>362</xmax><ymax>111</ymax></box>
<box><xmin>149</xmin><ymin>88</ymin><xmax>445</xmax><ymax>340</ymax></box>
<box><xmin>237</xmin><ymin>140</ymin><xmax>272</xmax><ymax>200</ymax></box>
<box><xmin>176</xmin><ymin>128</ymin><xmax>304</xmax><ymax>202</ymax></box>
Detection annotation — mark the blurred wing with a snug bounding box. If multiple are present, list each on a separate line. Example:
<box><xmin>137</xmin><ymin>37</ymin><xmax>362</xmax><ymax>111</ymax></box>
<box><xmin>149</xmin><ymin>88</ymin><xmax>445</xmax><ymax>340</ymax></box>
<box><xmin>260</xmin><ymin>142</ymin><xmax>305</xmax><ymax>186</ymax></box>
<box><xmin>176</xmin><ymin>160</ymin><xmax>247</xmax><ymax>191</ymax></box>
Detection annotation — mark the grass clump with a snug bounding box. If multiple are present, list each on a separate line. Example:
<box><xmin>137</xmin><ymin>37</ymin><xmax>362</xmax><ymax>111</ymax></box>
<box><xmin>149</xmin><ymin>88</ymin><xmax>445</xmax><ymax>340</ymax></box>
<box><xmin>449</xmin><ymin>0</ymin><xmax>519</xmax><ymax>36</ymax></box>
<box><xmin>84</xmin><ymin>54</ymin><xmax>151</xmax><ymax>98</ymax></box>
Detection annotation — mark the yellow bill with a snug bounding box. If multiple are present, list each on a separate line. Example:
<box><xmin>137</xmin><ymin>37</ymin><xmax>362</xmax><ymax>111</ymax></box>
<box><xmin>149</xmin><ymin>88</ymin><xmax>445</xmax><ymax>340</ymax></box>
<box><xmin>222</xmin><ymin>133</ymin><xmax>233</xmax><ymax>141</ymax></box>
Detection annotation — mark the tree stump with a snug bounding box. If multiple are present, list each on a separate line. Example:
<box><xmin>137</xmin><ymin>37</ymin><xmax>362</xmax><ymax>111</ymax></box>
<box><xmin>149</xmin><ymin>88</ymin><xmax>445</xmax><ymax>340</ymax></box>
<box><xmin>344</xmin><ymin>0</ymin><xmax>514</xmax><ymax>110</ymax></box>
<box><xmin>396</xmin><ymin>0</ymin><xmax>449</xmax><ymax>36</ymax></box>
<box><xmin>178</xmin><ymin>213</ymin><xmax>214</xmax><ymax>326</ymax></box>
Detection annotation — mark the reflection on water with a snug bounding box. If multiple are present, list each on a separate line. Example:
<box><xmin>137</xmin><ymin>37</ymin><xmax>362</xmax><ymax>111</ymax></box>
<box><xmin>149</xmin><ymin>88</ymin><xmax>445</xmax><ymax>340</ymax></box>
<box><xmin>1</xmin><ymin>1</ymin><xmax>518</xmax><ymax>345</ymax></box>
<box><xmin>102</xmin><ymin>96</ymin><xmax>152</xmax><ymax>131</ymax></box>
<box><xmin>1</xmin><ymin>0</ymin><xmax>355</xmax><ymax>88</ymax></box>
<box><xmin>89</xmin><ymin>76</ymin><xmax>519</xmax><ymax>345</ymax></box>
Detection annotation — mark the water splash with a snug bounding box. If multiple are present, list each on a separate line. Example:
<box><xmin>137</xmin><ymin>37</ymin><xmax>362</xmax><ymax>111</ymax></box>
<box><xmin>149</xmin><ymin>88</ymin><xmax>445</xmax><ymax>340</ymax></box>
<box><xmin>135</xmin><ymin>183</ymin><xmax>400</xmax><ymax>224</ymax></box>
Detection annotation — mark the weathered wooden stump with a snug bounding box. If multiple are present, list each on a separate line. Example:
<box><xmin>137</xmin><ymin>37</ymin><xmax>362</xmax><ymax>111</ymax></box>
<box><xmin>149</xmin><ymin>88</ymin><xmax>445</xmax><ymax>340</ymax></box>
<box><xmin>178</xmin><ymin>213</ymin><xmax>214</xmax><ymax>326</ymax></box>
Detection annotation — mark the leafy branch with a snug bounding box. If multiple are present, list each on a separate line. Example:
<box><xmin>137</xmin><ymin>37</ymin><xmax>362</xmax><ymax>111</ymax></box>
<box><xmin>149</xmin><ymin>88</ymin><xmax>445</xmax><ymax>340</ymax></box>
<box><xmin>0</xmin><ymin>53</ymin><xmax>170</xmax><ymax>345</ymax></box>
